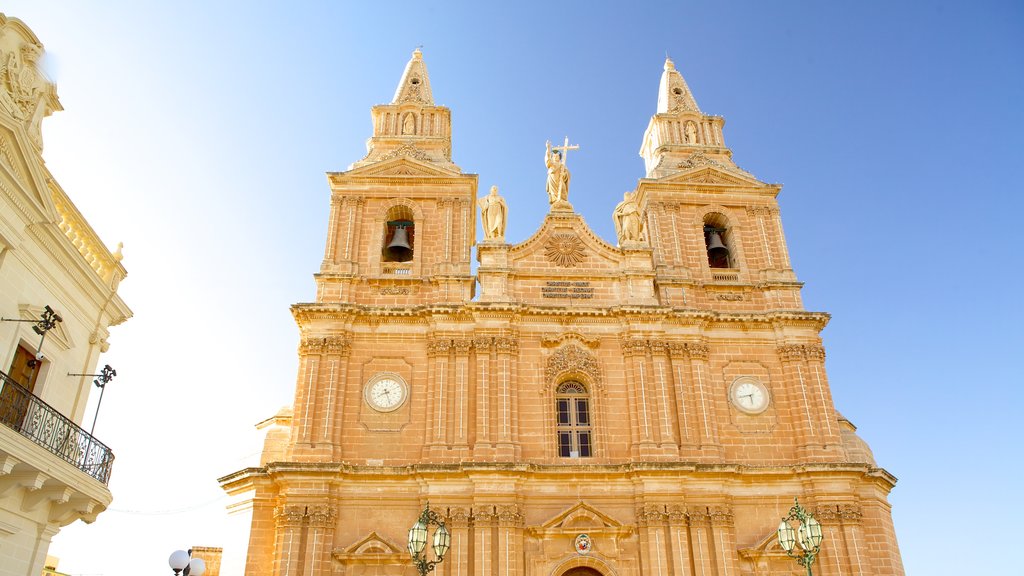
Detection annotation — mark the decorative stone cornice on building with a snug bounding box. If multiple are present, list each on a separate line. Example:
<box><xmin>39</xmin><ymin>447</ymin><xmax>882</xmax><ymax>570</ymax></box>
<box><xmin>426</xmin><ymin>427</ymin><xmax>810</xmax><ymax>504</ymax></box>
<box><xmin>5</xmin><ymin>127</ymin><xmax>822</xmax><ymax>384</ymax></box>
<box><xmin>545</xmin><ymin>344</ymin><xmax>602</xmax><ymax>390</ymax></box>
<box><xmin>708</xmin><ymin>505</ymin><xmax>734</xmax><ymax>526</ymax></box>
<box><xmin>494</xmin><ymin>336</ymin><xmax>519</xmax><ymax>354</ymax></box>
<box><xmin>452</xmin><ymin>338</ymin><xmax>473</xmax><ymax>354</ymax></box>
<box><xmin>686</xmin><ymin>507</ymin><xmax>711</xmax><ymax>526</ymax></box>
<box><xmin>635</xmin><ymin>504</ymin><xmax>668</xmax><ymax>526</ymax></box>
<box><xmin>496</xmin><ymin>504</ymin><xmax>524</xmax><ymax>526</ymax></box>
<box><xmin>447</xmin><ymin>506</ymin><xmax>473</xmax><ymax>528</ymax></box>
<box><xmin>299</xmin><ymin>335</ymin><xmax>351</xmax><ymax>355</ymax></box>
<box><xmin>308</xmin><ymin>504</ymin><xmax>337</xmax><ymax>527</ymax></box>
<box><xmin>426</xmin><ymin>338</ymin><xmax>453</xmax><ymax>356</ymax></box>
<box><xmin>745</xmin><ymin>206</ymin><xmax>778</xmax><ymax>217</ymax></box>
<box><xmin>274</xmin><ymin>505</ymin><xmax>307</xmax><ymax>527</ymax></box>
<box><xmin>541</xmin><ymin>331</ymin><xmax>600</xmax><ymax>349</ymax></box>
<box><xmin>815</xmin><ymin>503</ymin><xmax>862</xmax><ymax>524</ymax></box>
<box><xmin>777</xmin><ymin>343</ymin><xmax>826</xmax><ymax>362</ymax></box>
<box><xmin>472</xmin><ymin>336</ymin><xmax>493</xmax><ymax>351</ymax></box>
<box><xmin>621</xmin><ymin>337</ymin><xmax>650</xmax><ymax>356</ymax></box>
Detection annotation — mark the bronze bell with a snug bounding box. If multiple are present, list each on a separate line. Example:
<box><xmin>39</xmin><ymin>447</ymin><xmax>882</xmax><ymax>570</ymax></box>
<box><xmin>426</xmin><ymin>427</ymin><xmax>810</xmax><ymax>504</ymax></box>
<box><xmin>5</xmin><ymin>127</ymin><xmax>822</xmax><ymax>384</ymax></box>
<box><xmin>706</xmin><ymin>230</ymin><xmax>730</xmax><ymax>266</ymax></box>
<box><xmin>385</xmin><ymin>226</ymin><xmax>413</xmax><ymax>261</ymax></box>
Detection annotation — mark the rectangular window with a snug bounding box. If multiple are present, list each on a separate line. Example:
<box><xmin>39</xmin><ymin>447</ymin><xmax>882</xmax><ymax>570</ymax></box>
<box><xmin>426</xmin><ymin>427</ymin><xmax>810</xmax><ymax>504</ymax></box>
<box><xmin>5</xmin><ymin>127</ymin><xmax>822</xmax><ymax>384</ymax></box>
<box><xmin>558</xmin><ymin>432</ymin><xmax>573</xmax><ymax>457</ymax></box>
<box><xmin>575</xmin><ymin>399</ymin><xmax>589</xmax><ymax>424</ymax></box>
<box><xmin>577</xmin><ymin>432</ymin><xmax>592</xmax><ymax>457</ymax></box>
<box><xmin>557</xmin><ymin>399</ymin><xmax>570</xmax><ymax>426</ymax></box>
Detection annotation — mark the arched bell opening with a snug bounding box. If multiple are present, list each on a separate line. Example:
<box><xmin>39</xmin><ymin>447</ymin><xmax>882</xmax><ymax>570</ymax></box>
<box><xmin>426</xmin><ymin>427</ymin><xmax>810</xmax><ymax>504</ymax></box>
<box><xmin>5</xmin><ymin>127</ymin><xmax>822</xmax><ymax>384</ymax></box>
<box><xmin>382</xmin><ymin>205</ymin><xmax>415</xmax><ymax>263</ymax></box>
<box><xmin>703</xmin><ymin>212</ymin><xmax>733</xmax><ymax>269</ymax></box>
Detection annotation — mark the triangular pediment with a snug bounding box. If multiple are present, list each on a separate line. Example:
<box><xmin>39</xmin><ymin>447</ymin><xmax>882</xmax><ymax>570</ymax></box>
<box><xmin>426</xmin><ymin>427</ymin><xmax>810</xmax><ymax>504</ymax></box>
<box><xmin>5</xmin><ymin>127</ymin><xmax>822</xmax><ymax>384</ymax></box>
<box><xmin>334</xmin><ymin>156</ymin><xmax>461</xmax><ymax>180</ymax></box>
<box><xmin>18</xmin><ymin>304</ymin><xmax>74</xmax><ymax>350</ymax></box>
<box><xmin>0</xmin><ymin>121</ymin><xmax>53</xmax><ymax>216</ymax></box>
<box><xmin>738</xmin><ymin>527</ymin><xmax>791</xmax><ymax>559</ymax></box>
<box><xmin>660</xmin><ymin>165</ymin><xmax>766</xmax><ymax>188</ymax></box>
<box><xmin>510</xmin><ymin>211</ymin><xmax>621</xmax><ymax>270</ymax></box>
<box><xmin>337</xmin><ymin>530</ymin><xmax>406</xmax><ymax>557</ymax></box>
<box><xmin>540</xmin><ymin>501</ymin><xmax>624</xmax><ymax>532</ymax></box>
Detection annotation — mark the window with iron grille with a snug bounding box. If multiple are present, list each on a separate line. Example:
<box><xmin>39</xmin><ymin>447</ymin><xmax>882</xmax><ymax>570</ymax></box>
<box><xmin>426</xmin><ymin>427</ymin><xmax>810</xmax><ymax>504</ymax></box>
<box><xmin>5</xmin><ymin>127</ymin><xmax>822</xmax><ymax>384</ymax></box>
<box><xmin>555</xmin><ymin>381</ymin><xmax>592</xmax><ymax>458</ymax></box>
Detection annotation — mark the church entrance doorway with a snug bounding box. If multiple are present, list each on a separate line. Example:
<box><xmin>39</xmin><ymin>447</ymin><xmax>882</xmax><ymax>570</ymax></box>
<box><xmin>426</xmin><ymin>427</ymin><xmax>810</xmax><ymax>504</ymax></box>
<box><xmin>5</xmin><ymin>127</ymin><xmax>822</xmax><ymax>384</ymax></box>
<box><xmin>561</xmin><ymin>568</ymin><xmax>604</xmax><ymax>576</ymax></box>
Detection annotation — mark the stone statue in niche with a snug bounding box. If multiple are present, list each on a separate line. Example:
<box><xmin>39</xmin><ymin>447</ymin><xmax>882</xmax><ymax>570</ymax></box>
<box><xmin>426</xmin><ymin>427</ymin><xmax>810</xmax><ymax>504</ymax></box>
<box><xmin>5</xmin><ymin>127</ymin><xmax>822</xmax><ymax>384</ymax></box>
<box><xmin>478</xmin><ymin>185</ymin><xmax>508</xmax><ymax>241</ymax></box>
<box><xmin>401</xmin><ymin>112</ymin><xmax>416</xmax><ymax>135</ymax></box>
<box><xmin>613</xmin><ymin>191</ymin><xmax>645</xmax><ymax>244</ymax></box>
<box><xmin>685</xmin><ymin>121</ymin><xmax>698</xmax><ymax>144</ymax></box>
<box><xmin>545</xmin><ymin>138</ymin><xmax>577</xmax><ymax>208</ymax></box>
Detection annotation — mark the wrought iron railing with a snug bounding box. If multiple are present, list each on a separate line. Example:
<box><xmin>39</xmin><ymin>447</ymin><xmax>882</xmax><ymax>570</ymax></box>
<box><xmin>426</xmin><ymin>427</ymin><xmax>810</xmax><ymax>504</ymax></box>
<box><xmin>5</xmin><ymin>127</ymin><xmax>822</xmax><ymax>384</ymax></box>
<box><xmin>0</xmin><ymin>370</ymin><xmax>114</xmax><ymax>485</ymax></box>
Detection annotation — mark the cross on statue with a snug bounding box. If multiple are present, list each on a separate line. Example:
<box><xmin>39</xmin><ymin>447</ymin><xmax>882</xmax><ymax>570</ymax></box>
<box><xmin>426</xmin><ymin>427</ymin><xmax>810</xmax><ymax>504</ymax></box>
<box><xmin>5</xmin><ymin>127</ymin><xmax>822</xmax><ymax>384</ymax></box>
<box><xmin>552</xmin><ymin>136</ymin><xmax>579</xmax><ymax>167</ymax></box>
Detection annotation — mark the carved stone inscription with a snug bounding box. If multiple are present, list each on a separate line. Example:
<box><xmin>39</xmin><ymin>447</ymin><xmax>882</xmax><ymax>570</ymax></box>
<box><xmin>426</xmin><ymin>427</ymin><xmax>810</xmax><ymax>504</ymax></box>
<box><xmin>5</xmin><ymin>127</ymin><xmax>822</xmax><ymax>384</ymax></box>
<box><xmin>542</xmin><ymin>281</ymin><xmax>594</xmax><ymax>300</ymax></box>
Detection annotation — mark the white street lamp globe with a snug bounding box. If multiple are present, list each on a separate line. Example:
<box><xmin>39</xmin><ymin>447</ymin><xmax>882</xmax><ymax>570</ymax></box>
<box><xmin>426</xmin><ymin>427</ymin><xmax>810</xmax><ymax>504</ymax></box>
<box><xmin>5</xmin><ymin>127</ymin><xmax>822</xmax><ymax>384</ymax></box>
<box><xmin>168</xmin><ymin>550</ymin><xmax>191</xmax><ymax>571</ymax></box>
<box><xmin>432</xmin><ymin>523</ymin><xmax>451</xmax><ymax>558</ymax></box>
<box><xmin>408</xmin><ymin>519</ymin><xmax>428</xmax><ymax>555</ymax></box>
<box><xmin>777</xmin><ymin>520</ymin><xmax>796</xmax><ymax>552</ymax></box>
<box><xmin>189</xmin><ymin>558</ymin><xmax>207</xmax><ymax>576</ymax></box>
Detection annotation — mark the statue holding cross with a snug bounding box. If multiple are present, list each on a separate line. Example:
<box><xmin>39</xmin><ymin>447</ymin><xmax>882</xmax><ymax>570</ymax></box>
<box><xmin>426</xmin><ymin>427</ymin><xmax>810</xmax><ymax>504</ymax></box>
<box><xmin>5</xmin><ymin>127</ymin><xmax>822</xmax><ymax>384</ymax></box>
<box><xmin>545</xmin><ymin>137</ymin><xmax>578</xmax><ymax>208</ymax></box>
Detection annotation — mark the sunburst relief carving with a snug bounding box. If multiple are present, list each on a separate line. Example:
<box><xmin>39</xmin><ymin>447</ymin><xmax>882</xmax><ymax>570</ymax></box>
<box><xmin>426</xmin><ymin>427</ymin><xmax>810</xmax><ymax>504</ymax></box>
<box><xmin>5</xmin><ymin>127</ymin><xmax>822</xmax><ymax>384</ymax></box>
<box><xmin>545</xmin><ymin>233</ymin><xmax>585</xmax><ymax>267</ymax></box>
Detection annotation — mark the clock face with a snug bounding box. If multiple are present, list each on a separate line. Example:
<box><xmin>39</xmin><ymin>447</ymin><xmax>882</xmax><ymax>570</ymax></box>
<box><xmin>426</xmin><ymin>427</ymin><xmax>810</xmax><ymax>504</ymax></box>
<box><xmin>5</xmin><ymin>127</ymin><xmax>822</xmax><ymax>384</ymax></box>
<box><xmin>730</xmin><ymin>379</ymin><xmax>770</xmax><ymax>414</ymax></box>
<box><xmin>364</xmin><ymin>375</ymin><xmax>408</xmax><ymax>412</ymax></box>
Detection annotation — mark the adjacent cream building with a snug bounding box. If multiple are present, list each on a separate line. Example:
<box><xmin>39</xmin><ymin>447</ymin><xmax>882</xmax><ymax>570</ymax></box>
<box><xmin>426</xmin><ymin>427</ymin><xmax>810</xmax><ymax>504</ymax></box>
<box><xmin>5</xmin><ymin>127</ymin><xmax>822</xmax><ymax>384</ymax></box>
<box><xmin>0</xmin><ymin>14</ymin><xmax>132</xmax><ymax>576</ymax></box>
<box><xmin>220</xmin><ymin>50</ymin><xmax>904</xmax><ymax>575</ymax></box>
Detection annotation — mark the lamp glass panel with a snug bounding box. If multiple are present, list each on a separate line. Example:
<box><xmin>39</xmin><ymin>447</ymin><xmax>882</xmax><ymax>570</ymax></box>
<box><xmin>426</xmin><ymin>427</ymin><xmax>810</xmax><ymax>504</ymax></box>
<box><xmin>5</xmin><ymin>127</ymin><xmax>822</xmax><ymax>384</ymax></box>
<box><xmin>777</xmin><ymin>521</ymin><xmax>796</xmax><ymax>552</ymax></box>
<box><xmin>807</xmin><ymin>516</ymin><xmax>824</xmax><ymax>547</ymax></box>
<box><xmin>408</xmin><ymin>520</ymin><xmax>428</xmax><ymax>555</ymax></box>
<box><xmin>433</xmin><ymin>523</ymin><xmax>451</xmax><ymax>558</ymax></box>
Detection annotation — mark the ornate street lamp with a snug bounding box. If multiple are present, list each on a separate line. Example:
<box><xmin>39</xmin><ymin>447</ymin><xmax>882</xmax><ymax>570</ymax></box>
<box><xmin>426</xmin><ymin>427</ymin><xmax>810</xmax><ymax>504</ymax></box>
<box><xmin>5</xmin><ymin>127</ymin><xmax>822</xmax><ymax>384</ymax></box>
<box><xmin>407</xmin><ymin>502</ymin><xmax>451</xmax><ymax>576</ymax></box>
<box><xmin>168</xmin><ymin>548</ymin><xmax>206</xmax><ymax>576</ymax></box>
<box><xmin>777</xmin><ymin>497</ymin><xmax>824</xmax><ymax>576</ymax></box>
<box><xmin>68</xmin><ymin>364</ymin><xmax>116</xmax><ymax>435</ymax></box>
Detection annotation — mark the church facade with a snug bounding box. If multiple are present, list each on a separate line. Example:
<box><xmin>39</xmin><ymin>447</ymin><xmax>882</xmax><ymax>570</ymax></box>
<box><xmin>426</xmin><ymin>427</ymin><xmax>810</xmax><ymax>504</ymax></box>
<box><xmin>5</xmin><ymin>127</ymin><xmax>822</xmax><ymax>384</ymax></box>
<box><xmin>219</xmin><ymin>50</ymin><xmax>904</xmax><ymax>576</ymax></box>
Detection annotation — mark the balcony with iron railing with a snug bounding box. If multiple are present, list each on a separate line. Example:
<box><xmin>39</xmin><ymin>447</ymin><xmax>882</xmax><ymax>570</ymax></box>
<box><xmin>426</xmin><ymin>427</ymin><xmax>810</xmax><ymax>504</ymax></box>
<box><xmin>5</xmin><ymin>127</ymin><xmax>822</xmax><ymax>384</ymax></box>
<box><xmin>0</xmin><ymin>369</ymin><xmax>114</xmax><ymax>485</ymax></box>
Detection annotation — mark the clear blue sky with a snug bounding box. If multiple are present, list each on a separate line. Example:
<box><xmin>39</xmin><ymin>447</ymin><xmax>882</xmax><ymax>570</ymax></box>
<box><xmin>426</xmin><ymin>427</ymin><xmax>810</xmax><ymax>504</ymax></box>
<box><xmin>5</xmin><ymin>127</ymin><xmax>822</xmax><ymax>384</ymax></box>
<box><xmin>4</xmin><ymin>1</ymin><xmax>1021</xmax><ymax>574</ymax></box>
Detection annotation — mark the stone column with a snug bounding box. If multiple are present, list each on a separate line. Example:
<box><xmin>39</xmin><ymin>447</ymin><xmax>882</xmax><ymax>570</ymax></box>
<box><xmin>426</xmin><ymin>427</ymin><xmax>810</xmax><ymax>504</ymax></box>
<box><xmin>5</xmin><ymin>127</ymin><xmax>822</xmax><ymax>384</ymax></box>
<box><xmin>304</xmin><ymin>505</ymin><xmax>336</xmax><ymax>576</ymax></box>
<box><xmin>452</xmin><ymin>339</ymin><xmax>472</xmax><ymax>455</ymax></box>
<box><xmin>651</xmin><ymin>341</ymin><xmax>680</xmax><ymax>455</ymax></box>
<box><xmin>497</xmin><ymin>505</ymin><xmax>524</xmax><ymax>576</ymax></box>
<box><xmin>272</xmin><ymin>505</ymin><xmax>305</xmax><ymax>576</ymax></box>
<box><xmin>324</xmin><ymin>336</ymin><xmax>351</xmax><ymax>460</ymax></box>
<box><xmin>804</xmin><ymin>344</ymin><xmax>842</xmax><ymax>454</ymax></box>
<box><xmin>623</xmin><ymin>337</ymin><xmax>656</xmax><ymax>456</ymax></box>
<box><xmin>777</xmin><ymin>344</ymin><xmax>815</xmax><ymax>459</ymax></box>
<box><xmin>495</xmin><ymin>336</ymin><xmax>519</xmax><ymax>458</ymax></box>
<box><xmin>709</xmin><ymin>506</ymin><xmax>738</xmax><ymax>576</ymax></box>
<box><xmin>425</xmin><ymin>337</ymin><xmax>452</xmax><ymax>459</ymax></box>
<box><xmin>445</xmin><ymin>507</ymin><xmax>473</xmax><ymax>576</ymax></box>
<box><xmin>291</xmin><ymin>338</ymin><xmax>324</xmax><ymax>452</ymax></box>
<box><xmin>687</xmin><ymin>508</ymin><xmax>716</xmax><ymax>576</ymax></box>
<box><xmin>667</xmin><ymin>505</ymin><xmax>692</xmax><ymax>576</ymax></box>
<box><xmin>686</xmin><ymin>342</ymin><xmax>721</xmax><ymax>459</ymax></box>
<box><xmin>668</xmin><ymin>343</ymin><xmax>698</xmax><ymax>457</ymax></box>
<box><xmin>473</xmin><ymin>506</ymin><xmax>498</xmax><ymax>576</ymax></box>
<box><xmin>637</xmin><ymin>504</ymin><xmax>670</xmax><ymax>576</ymax></box>
<box><xmin>474</xmin><ymin>336</ymin><xmax>494</xmax><ymax>455</ymax></box>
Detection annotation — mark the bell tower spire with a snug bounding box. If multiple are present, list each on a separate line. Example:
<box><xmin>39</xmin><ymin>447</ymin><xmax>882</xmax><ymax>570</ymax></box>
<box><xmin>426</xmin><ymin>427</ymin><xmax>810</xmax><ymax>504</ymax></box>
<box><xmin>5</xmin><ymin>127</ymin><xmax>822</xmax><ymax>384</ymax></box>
<box><xmin>350</xmin><ymin>48</ymin><xmax>457</xmax><ymax>171</ymax></box>
<box><xmin>640</xmin><ymin>57</ymin><xmax>735</xmax><ymax>178</ymax></box>
<box><xmin>392</xmin><ymin>48</ymin><xmax>434</xmax><ymax>105</ymax></box>
<box><xmin>657</xmin><ymin>57</ymin><xmax>700</xmax><ymax>113</ymax></box>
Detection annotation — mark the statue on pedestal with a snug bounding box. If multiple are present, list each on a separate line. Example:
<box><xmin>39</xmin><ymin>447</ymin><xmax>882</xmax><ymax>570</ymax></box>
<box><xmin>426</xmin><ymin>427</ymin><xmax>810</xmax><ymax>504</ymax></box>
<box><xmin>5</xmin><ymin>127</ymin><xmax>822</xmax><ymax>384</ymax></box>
<box><xmin>478</xmin><ymin>185</ymin><xmax>508</xmax><ymax>241</ymax></box>
<box><xmin>545</xmin><ymin>137</ymin><xmax>578</xmax><ymax>208</ymax></box>
<box><xmin>613</xmin><ymin>191</ymin><xmax>645</xmax><ymax>245</ymax></box>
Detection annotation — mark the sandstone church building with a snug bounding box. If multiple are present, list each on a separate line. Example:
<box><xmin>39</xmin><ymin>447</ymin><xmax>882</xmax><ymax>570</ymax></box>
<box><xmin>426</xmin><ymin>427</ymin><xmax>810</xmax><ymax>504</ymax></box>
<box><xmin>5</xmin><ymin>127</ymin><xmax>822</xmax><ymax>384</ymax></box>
<box><xmin>220</xmin><ymin>50</ymin><xmax>904</xmax><ymax>576</ymax></box>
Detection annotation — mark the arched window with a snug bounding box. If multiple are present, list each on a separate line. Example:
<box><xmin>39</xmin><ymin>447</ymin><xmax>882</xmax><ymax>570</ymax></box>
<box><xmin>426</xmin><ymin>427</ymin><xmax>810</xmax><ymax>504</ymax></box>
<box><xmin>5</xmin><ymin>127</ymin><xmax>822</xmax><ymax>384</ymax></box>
<box><xmin>703</xmin><ymin>213</ymin><xmax>733</xmax><ymax>269</ymax></box>
<box><xmin>382</xmin><ymin>205</ymin><xmax>415</xmax><ymax>263</ymax></box>
<box><xmin>555</xmin><ymin>381</ymin><xmax>592</xmax><ymax>458</ymax></box>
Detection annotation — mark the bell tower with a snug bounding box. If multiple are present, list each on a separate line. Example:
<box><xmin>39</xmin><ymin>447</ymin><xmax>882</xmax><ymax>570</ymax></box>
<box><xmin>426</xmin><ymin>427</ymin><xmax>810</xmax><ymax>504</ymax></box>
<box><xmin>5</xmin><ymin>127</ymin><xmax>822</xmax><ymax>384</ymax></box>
<box><xmin>316</xmin><ymin>49</ymin><xmax>477</xmax><ymax>306</ymax></box>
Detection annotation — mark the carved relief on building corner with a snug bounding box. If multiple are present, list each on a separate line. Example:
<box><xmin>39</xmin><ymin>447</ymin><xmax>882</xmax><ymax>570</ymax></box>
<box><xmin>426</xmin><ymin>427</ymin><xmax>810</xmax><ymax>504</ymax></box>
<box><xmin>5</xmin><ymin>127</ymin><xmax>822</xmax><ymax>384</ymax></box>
<box><xmin>274</xmin><ymin>505</ymin><xmax>307</xmax><ymax>527</ymax></box>
<box><xmin>496</xmin><ymin>504</ymin><xmax>524</xmax><ymax>526</ymax></box>
<box><xmin>299</xmin><ymin>334</ymin><xmax>352</xmax><ymax>356</ymax></box>
<box><xmin>541</xmin><ymin>331</ymin><xmax>600</xmax><ymax>349</ymax></box>
<box><xmin>545</xmin><ymin>344</ymin><xmax>603</xmax><ymax>391</ymax></box>
<box><xmin>446</xmin><ymin>506</ymin><xmax>473</xmax><ymax>528</ymax></box>
<box><xmin>0</xmin><ymin>36</ymin><xmax>58</xmax><ymax>149</ymax></box>
<box><xmin>777</xmin><ymin>343</ymin><xmax>826</xmax><ymax>362</ymax></box>
<box><xmin>308</xmin><ymin>505</ymin><xmax>338</xmax><ymax>527</ymax></box>
<box><xmin>379</xmin><ymin>142</ymin><xmax>431</xmax><ymax>163</ymax></box>
<box><xmin>494</xmin><ymin>336</ymin><xmax>519</xmax><ymax>354</ymax></box>
<box><xmin>814</xmin><ymin>503</ymin><xmax>862</xmax><ymax>524</ymax></box>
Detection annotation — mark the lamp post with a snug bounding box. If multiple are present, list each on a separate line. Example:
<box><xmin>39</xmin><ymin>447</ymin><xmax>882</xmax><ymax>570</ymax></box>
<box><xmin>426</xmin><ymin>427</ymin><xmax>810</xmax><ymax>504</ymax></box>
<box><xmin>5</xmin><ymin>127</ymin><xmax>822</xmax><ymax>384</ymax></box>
<box><xmin>168</xmin><ymin>548</ymin><xmax>206</xmax><ymax>576</ymax></box>
<box><xmin>776</xmin><ymin>497</ymin><xmax>824</xmax><ymax>576</ymax></box>
<box><xmin>67</xmin><ymin>364</ymin><xmax>116</xmax><ymax>436</ymax></box>
<box><xmin>407</xmin><ymin>502</ymin><xmax>451</xmax><ymax>576</ymax></box>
